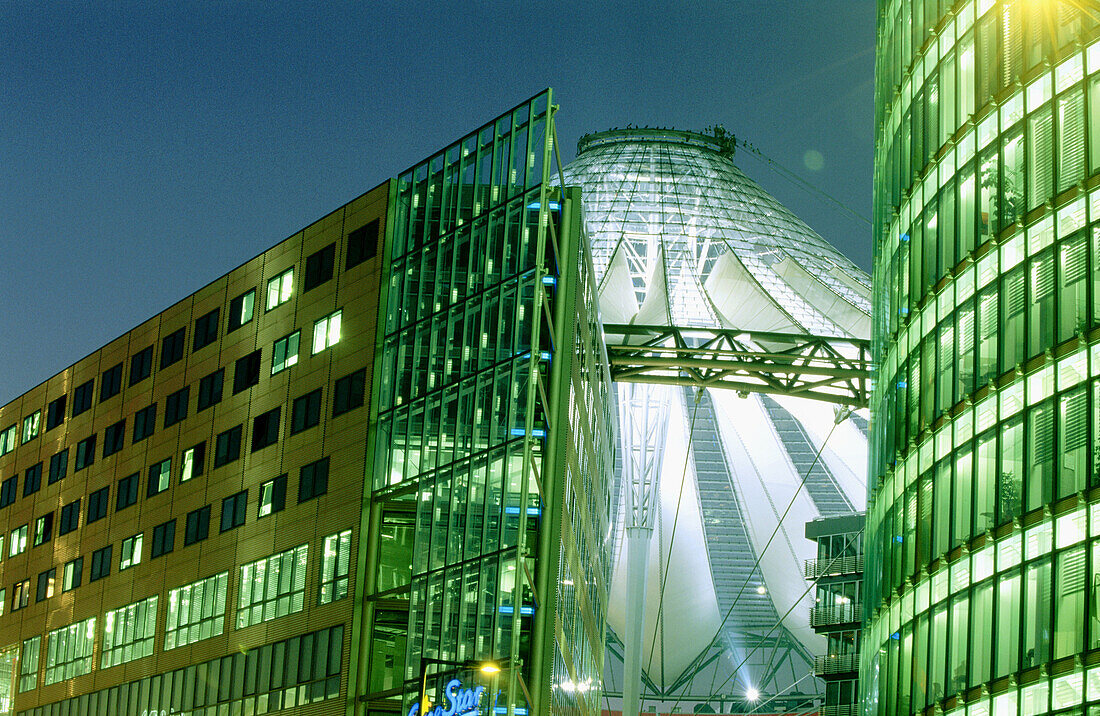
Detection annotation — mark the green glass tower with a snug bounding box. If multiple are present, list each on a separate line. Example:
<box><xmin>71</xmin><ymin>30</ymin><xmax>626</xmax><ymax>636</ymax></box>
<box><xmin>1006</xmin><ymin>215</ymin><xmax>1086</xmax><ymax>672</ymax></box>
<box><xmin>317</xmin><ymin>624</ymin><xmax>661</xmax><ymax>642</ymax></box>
<box><xmin>865</xmin><ymin>3</ymin><xmax>1100</xmax><ymax>715</ymax></box>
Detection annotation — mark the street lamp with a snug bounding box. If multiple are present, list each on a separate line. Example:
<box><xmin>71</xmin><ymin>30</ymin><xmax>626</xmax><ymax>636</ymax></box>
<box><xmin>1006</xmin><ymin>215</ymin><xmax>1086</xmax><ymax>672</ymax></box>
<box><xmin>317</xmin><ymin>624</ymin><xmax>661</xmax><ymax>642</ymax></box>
<box><xmin>414</xmin><ymin>658</ymin><xmax>510</xmax><ymax>716</ymax></box>
<box><xmin>477</xmin><ymin>658</ymin><xmax>532</xmax><ymax>716</ymax></box>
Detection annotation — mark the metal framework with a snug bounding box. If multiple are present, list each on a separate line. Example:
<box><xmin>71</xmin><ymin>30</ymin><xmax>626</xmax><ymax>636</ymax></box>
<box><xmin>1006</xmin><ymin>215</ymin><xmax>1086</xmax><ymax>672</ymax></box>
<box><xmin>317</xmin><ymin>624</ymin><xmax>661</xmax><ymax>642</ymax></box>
<box><xmin>604</xmin><ymin>323</ymin><xmax>872</xmax><ymax>409</ymax></box>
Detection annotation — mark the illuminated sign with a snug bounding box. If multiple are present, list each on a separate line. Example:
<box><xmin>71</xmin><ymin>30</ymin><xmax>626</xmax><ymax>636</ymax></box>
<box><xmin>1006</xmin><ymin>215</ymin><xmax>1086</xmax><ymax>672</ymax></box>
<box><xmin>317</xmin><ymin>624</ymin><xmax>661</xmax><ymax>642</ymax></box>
<box><xmin>409</xmin><ymin>679</ymin><xmax>486</xmax><ymax>716</ymax></box>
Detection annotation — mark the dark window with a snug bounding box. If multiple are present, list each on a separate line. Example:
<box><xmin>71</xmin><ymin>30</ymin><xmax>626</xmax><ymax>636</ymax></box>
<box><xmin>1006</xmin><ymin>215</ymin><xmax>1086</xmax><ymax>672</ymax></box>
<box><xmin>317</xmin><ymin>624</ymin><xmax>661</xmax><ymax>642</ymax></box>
<box><xmin>87</xmin><ymin>486</ymin><xmax>110</xmax><ymax>523</ymax></box>
<box><xmin>164</xmin><ymin>386</ymin><xmax>189</xmax><ymax>428</ymax></box>
<box><xmin>298</xmin><ymin>457</ymin><xmax>329</xmax><ymax>503</ymax></box>
<box><xmin>133</xmin><ymin>404</ymin><xmax>156</xmax><ymax>442</ymax></box>
<box><xmin>63</xmin><ymin>557</ymin><xmax>82</xmax><ymax>591</ymax></box>
<box><xmin>291</xmin><ymin>389</ymin><xmax>322</xmax><ymax>434</ymax></box>
<box><xmin>100</xmin><ymin>363</ymin><xmax>123</xmax><ymax>402</ymax></box>
<box><xmin>333</xmin><ymin>368</ymin><xmax>366</xmax><ymax>417</ymax></box>
<box><xmin>48</xmin><ymin>449</ymin><xmax>68</xmax><ymax>485</ymax></box>
<box><xmin>193</xmin><ymin>308</ymin><xmax>220</xmax><ymax>351</ymax></box>
<box><xmin>220</xmin><ymin>490</ymin><xmax>247</xmax><ymax>532</ymax></box>
<box><xmin>147</xmin><ymin>458</ymin><xmax>171</xmax><ymax>498</ymax></box>
<box><xmin>151</xmin><ymin>520</ymin><xmax>176</xmax><ymax>558</ymax></box>
<box><xmin>184</xmin><ymin>506</ymin><xmax>211</xmax><ymax>545</ymax></box>
<box><xmin>46</xmin><ymin>395</ymin><xmax>66</xmax><ymax>431</ymax></box>
<box><xmin>12</xmin><ymin>579</ymin><xmax>30</xmax><ymax>611</ymax></box>
<box><xmin>75</xmin><ymin>434</ymin><xmax>96</xmax><ymax>471</ymax></box>
<box><xmin>23</xmin><ymin>463</ymin><xmax>42</xmax><ymax>497</ymax></box>
<box><xmin>0</xmin><ymin>476</ymin><xmax>16</xmax><ymax>508</ymax></box>
<box><xmin>259</xmin><ymin>475</ymin><xmax>287</xmax><ymax>518</ymax></box>
<box><xmin>214</xmin><ymin>425</ymin><xmax>242</xmax><ymax>467</ymax></box>
<box><xmin>103</xmin><ymin>419</ymin><xmax>126</xmax><ymax>457</ymax></box>
<box><xmin>72</xmin><ymin>379</ymin><xmax>94</xmax><ymax>417</ymax></box>
<box><xmin>227</xmin><ymin>289</ymin><xmax>256</xmax><ymax>332</ymax></box>
<box><xmin>36</xmin><ymin>568</ymin><xmax>56</xmax><ymax>602</ymax></box>
<box><xmin>197</xmin><ymin>368</ymin><xmax>224</xmax><ymax>411</ymax></box>
<box><xmin>233</xmin><ymin>350</ymin><xmax>261</xmax><ymax>394</ymax></box>
<box><xmin>181</xmin><ymin>442</ymin><xmax>206</xmax><ymax>482</ymax></box>
<box><xmin>251</xmin><ymin>407</ymin><xmax>281</xmax><ymax>452</ymax></box>
<box><xmin>160</xmin><ymin>327</ymin><xmax>186</xmax><ymax>369</ymax></box>
<box><xmin>129</xmin><ymin>345</ymin><xmax>153</xmax><ymax>386</ymax></box>
<box><xmin>90</xmin><ymin>546</ymin><xmax>112</xmax><ymax>581</ymax></box>
<box><xmin>346</xmin><ymin>219</ymin><xmax>379</xmax><ymax>269</ymax></box>
<box><xmin>117</xmin><ymin>472</ymin><xmax>139</xmax><ymax>511</ymax></box>
<box><xmin>59</xmin><ymin>499</ymin><xmax>81</xmax><ymax>535</ymax></box>
<box><xmin>33</xmin><ymin>512</ymin><xmax>53</xmax><ymax>546</ymax></box>
<box><xmin>304</xmin><ymin>243</ymin><xmax>336</xmax><ymax>291</ymax></box>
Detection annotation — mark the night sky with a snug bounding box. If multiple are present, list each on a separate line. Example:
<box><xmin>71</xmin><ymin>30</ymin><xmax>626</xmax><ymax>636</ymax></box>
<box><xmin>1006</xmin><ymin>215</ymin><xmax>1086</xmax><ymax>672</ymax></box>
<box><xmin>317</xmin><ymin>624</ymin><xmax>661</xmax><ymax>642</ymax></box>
<box><xmin>0</xmin><ymin>1</ymin><xmax>875</xmax><ymax>406</ymax></box>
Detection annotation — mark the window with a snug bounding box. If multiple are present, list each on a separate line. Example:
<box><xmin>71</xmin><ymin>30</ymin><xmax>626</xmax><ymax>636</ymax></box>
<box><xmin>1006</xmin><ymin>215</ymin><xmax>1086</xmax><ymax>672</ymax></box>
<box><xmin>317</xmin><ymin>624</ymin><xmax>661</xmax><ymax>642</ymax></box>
<box><xmin>346</xmin><ymin>219</ymin><xmax>379</xmax><ymax>269</ymax></box>
<box><xmin>133</xmin><ymin>404</ymin><xmax>156</xmax><ymax>442</ymax></box>
<box><xmin>100</xmin><ymin>362</ymin><xmax>123</xmax><ymax>402</ymax></box>
<box><xmin>129</xmin><ymin>345</ymin><xmax>153</xmax><ymax>386</ymax></box>
<box><xmin>36</xmin><ymin>568</ymin><xmax>55</xmax><ymax>602</ymax></box>
<box><xmin>116</xmin><ymin>472</ymin><xmax>139</xmax><ymax>511</ymax></box>
<box><xmin>292</xmin><ymin>388</ymin><xmax>322</xmax><ymax>433</ymax></box>
<box><xmin>32</xmin><ymin>513</ymin><xmax>52</xmax><ymax>546</ymax></box>
<box><xmin>228</xmin><ymin>289</ymin><xmax>256</xmax><ymax>332</ymax></box>
<box><xmin>333</xmin><ymin>368</ymin><xmax>365</xmax><ymax>416</ymax></box>
<box><xmin>259</xmin><ymin>475</ymin><xmax>287</xmax><ymax>518</ymax></box>
<box><xmin>271</xmin><ymin>331</ymin><xmax>300</xmax><ymax>374</ymax></box>
<box><xmin>62</xmin><ymin>557</ymin><xmax>82</xmax><ymax>592</ymax></box>
<box><xmin>18</xmin><ymin>636</ymin><xmax>39</xmax><ymax>692</ymax></box>
<box><xmin>45</xmin><ymin>395</ymin><xmax>65</xmax><ymax>431</ymax></box>
<box><xmin>59</xmin><ymin>500</ymin><xmax>80</xmax><ymax>536</ymax></box>
<box><xmin>147</xmin><ymin>458</ymin><xmax>171</xmax><ymax>497</ymax></box>
<box><xmin>251</xmin><ymin>407</ymin><xmax>280</xmax><ymax>451</ymax></box>
<box><xmin>72</xmin><ymin>379</ymin><xmax>94</xmax><ymax>417</ymax></box>
<box><xmin>0</xmin><ymin>425</ymin><xmax>16</xmax><ymax>456</ymax></box>
<box><xmin>160</xmin><ymin>327</ymin><xmax>186</xmax><ymax>368</ymax></box>
<box><xmin>90</xmin><ymin>545</ymin><xmax>111</xmax><ymax>581</ymax></box>
<box><xmin>151</xmin><ymin>519</ymin><xmax>175</xmax><ymax>558</ymax></box>
<box><xmin>102</xmin><ymin>596</ymin><xmax>158</xmax><ymax>668</ymax></box>
<box><xmin>48</xmin><ymin>449</ymin><xmax>67</xmax><ymax>484</ymax></box>
<box><xmin>304</xmin><ymin>243</ymin><xmax>335</xmax><ymax>291</ymax></box>
<box><xmin>21</xmin><ymin>410</ymin><xmax>40</xmax><ymax>443</ymax></box>
<box><xmin>164</xmin><ymin>571</ymin><xmax>228</xmax><ymax>650</ymax></box>
<box><xmin>312</xmin><ymin>309</ymin><xmax>342</xmax><ymax>354</ymax></box>
<box><xmin>12</xmin><ymin>580</ymin><xmax>30</xmax><ymax>612</ymax></box>
<box><xmin>180</xmin><ymin>442</ymin><xmax>205</xmax><ymax>482</ymax></box>
<box><xmin>120</xmin><ymin>533</ymin><xmax>143</xmax><ymax>570</ymax></box>
<box><xmin>103</xmin><ymin>418</ymin><xmax>125</xmax><ymax>457</ymax></box>
<box><xmin>43</xmin><ymin>617</ymin><xmax>95</xmax><ymax>685</ymax></box>
<box><xmin>164</xmin><ymin>386</ymin><xmax>189</xmax><ymax>427</ymax></box>
<box><xmin>214</xmin><ymin>425</ymin><xmax>242</xmax><ymax>467</ymax></box>
<box><xmin>23</xmin><ymin>462</ymin><xmax>41</xmax><ymax>497</ymax></box>
<box><xmin>184</xmin><ymin>506</ymin><xmax>210</xmax><ymax>546</ymax></box>
<box><xmin>220</xmin><ymin>490</ymin><xmax>247</xmax><ymax>532</ymax></box>
<box><xmin>233</xmin><ymin>350</ymin><xmax>261</xmax><ymax>393</ymax></box>
<box><xmin>0</xmin><ymin>476</ymin><xmax>14</xmax><ymax>508</ymax></box>
<box><xmin>266</xmin><ymin>267</ymin><xmax>293</xmax><ymax>310</ymax></box>
<box><xmin>75</xmin><ymin>434</ymin><xmax>96</xmax><ymax>470</ymax></box>
<box><xmin>10</xmin><ymin>525</ymin><xmax>28</xmax><ymax>556</ymax></box>
<box><xmin>193</xmin><ymin>308</ymin><xmax>220</xmax><ymax>351</ymax></box>
<box><xmin>320</xmin><ymin>529</ymin><xmax>352</xmax><ymax>604</ymax></box>
<box><xmin>237</xmin><ymin>544</ymin><xmax>308</xmax><ymax>628</ymax></box>
<box><xmin>197</xmin><ymin>368</ymin><xmax>224</xmax><ymax>410</ymax></box>
<box><xmin>87</xmin><ymin>486</ymin><xmax>110</xmax><ymax>523</ymax></box>
<box><xmin>299</xmin><ymin>457</ymin><xmax>329</xmax><ymax>503</ymax></box>
<box><xmin>0</xmin><ymin>587</ymin><xmax>4</xmax><ymax>615</ymax></box>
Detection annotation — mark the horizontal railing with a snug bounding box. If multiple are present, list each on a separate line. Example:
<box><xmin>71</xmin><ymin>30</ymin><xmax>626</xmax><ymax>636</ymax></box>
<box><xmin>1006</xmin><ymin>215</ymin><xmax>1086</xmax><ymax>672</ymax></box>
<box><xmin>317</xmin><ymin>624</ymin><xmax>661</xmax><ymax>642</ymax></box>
<box><xmin>804</xmin><ymin>554</ymin><xmax>864</xmax><ymax>579</ymax></box>
<box><xmin>809</xmin><ymin>603</ymin><xmax>861</xmax><ymax>627</ymax></box>
<box><xmin>814</xmin><ymin>653</ymin><xmax>860</xmax><ymax>676</ymax></box>
<box><xmin>821</xmin><ymin>704</ymin><xmax>859</xmax><ymax>716</ymax></box>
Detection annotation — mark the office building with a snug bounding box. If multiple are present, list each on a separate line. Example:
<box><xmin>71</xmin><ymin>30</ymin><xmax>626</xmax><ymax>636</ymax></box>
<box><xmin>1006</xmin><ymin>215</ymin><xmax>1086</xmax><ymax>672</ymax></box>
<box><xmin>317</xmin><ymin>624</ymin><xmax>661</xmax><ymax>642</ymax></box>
<box><xmin>864</xmin><ymin>2</ymin><xmax>1100</xmax><ymax>714</ymax></box>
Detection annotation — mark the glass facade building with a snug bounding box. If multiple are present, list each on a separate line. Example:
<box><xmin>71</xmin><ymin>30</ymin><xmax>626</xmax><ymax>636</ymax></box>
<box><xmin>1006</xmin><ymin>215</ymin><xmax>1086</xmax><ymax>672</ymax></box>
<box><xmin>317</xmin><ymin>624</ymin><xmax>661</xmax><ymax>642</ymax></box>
<box><xmin>865</xmin><ymin>2</ymin><xmax>1100</xmax><ymax>714</ymax></box>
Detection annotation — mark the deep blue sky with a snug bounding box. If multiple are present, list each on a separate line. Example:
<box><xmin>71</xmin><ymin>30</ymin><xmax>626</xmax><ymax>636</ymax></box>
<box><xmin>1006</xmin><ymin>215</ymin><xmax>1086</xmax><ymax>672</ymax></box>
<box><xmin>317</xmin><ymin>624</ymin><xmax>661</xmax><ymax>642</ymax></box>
<box><xmin>0</xmin><ymin>2</ymin><xmax>875</xmax><ymax>406</ymax></box>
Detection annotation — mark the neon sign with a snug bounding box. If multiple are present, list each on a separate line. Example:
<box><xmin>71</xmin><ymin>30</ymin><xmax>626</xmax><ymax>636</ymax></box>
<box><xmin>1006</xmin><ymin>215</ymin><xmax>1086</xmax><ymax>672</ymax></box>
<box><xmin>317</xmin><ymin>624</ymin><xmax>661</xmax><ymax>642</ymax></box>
<box><xmin>408</xmin><ymin>679</ymin><xmax>486</xmax><ymax>716</ymax></box>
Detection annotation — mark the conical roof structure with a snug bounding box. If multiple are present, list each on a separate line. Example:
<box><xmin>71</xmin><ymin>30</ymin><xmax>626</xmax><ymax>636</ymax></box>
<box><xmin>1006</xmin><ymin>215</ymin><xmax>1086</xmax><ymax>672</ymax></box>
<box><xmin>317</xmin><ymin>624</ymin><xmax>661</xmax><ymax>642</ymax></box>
<box><xmin>561</xmin><ymin>128</ymin><xmax>870</xmax><ymax>708</ymax></box>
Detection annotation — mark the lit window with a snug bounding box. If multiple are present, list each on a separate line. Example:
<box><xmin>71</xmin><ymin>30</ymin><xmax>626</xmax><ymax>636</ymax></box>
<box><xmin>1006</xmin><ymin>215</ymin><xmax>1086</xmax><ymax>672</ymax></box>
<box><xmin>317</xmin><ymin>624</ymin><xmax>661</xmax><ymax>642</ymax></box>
<box><xmin>21</xmin><ymin>411</ymin><xmax>40</xmax><ymax>444</ymax></box>
<box><xmin>32</xmin><ymin>513</ymin><xmax>52</xmax><ymax>546</ymax></box>
<box><xmin>62</xmin><ymin>558</ymin><xmax>82</xmax><ymax>592</ymax></box>
<box><xmin>120</xmin><ymin>533</ymin><xmax>143</xmax><ymax>570</ymax></box>
<box><xmin>18</xmin><ymin>636</ymin><xmax>39</xmax><ymax>692</ymax></box>
<box><xmin>0</xmin><ymin>424</ymin><xmax>16</xmax><ymax>456</ymax></box>
<box><xmin>266</xmin><ymin>268</ymin><xmax>294</xmax><ymax>310</ymax></box>
<box><xmin>180</xmin><ymin>442</ymin><xmax>205</xmax><ymax>482</ymax></box>
<box><xmin>312</xmin><ymin>309</ymin><xmax>342</xmax><ymax>354</ymax></box>
<box><xmin>43</xmin><ymin>617</ymin><xmax>95</xmax><ymax>685</ymax></box>
<box><xmin>164</xmin><ymin>571</ymin><xmax>228</xmax><ymax>650</ymax></box>
<box><xmin>147</xmin><ymin>458</ymin><xmax>171</xmax><ymax>497</ymax></box>
<box><xmin>35</xmin><ymin>568</ymin><xmax>55</xmax><ymax>601</ymax></box>
<box><xmin>12</xmin><ymin>579</ymin><xmax>30</xmax><ymax>612</ymax></box>
<box><xmin>258</xmin><ymin>475</ymin><xmax>287</xmax><ymax>518</ymax></box>
<box><xmin>102</xmin><ymin>595</ymin><xmax>158</xmax><ymax>669</ymax></box>
<box><xmin>320</xmin><ymin>529</ymin><xmax>352</xmax><ymax>605</ymax></box>
<box><xmin>9</xmin><ymin>525</ymin><xmax>28</xmax><ymax>556</ymax></box>
<box><xmin>271</xmin><ymin>331</ymin><xmax>300</xmax><ymax>374</ymax></box>
<box><xmin>228</xmin><ymin>289</ymin><xmax>256</xmax><ymax>332</ymax></box>
<box><xmin>237</xmin><ymin>544</ymin><xmax>308</xmax><ymax>628</ymax></box>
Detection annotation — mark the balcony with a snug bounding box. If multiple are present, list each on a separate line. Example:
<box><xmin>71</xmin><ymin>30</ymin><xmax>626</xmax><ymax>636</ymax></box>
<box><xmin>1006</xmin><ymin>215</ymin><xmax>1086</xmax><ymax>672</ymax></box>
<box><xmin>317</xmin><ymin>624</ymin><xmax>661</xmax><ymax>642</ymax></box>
<box><xmin>809</xmin><ymin>602</ymin><xmax>861</xmax><ymax>627</ymax></box>
<box><xmin>821</xmin><ymin>705</ymin><xmax>859</xmax><ymax>716</ymax></box>
<box><xmin>814</xmin><ymin>653</ymin><xmax>859</xmax><ymax>676</ymax></box>
<box><xmin>804</xmin><ymin>554</ymin><xmax>864</xmax><ymax>579</ymax></box>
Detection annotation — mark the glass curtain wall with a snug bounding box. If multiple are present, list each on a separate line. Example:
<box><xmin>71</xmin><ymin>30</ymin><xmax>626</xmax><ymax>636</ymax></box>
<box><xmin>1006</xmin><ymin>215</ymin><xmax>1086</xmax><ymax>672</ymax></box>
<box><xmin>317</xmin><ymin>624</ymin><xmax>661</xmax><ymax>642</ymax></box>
<box><xmin>865</xmin><ymin>2</ymin><xmax>1100</xmax><ymax>715</ymax></box>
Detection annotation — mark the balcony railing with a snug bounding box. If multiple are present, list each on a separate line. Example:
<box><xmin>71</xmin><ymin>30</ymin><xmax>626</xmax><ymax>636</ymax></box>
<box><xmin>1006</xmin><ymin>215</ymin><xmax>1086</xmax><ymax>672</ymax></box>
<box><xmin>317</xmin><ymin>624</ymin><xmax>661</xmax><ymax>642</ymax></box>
<box><xmin>809</xmin><ymin>603</ymin><xmax>861</xmax><ymax>627</ymax></box>
<box><xmin>821</xmin><ymin>705</ymin><xmax>859</xmax><ymax>716</ymax></box>
<box><xmin>814</xmin><ymin>653</ymin><xmax>860</xmax><ymax>676</ymax></box>
<box><xmin>804</xmin><ymin>554</ymin><xmax>864</xmax><ymax>579</ymax></box>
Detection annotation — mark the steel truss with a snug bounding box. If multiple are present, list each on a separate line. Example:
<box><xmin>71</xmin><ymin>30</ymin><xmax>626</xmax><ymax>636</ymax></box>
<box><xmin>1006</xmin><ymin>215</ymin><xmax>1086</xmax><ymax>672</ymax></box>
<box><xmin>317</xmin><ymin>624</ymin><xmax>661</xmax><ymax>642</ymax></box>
<box><xmin>604</xmin><ymin>323</ymin><xmax>872</xmax><ymax>409</ymax></box>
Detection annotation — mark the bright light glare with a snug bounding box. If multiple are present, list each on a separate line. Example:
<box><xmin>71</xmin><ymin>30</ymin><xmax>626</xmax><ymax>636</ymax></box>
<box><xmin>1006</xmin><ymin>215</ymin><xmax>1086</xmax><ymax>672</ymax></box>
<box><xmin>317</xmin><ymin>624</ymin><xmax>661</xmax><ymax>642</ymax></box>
<box><xmin>746</xmin><ymin>687</ymin><xmax>760</xmax><ymax>702</ymax></box>
<box><xmin>480</xmin><ymin>662</ymin><xmax>501</xmax><ymax>675</ymax></box>
<box><xmin>755</xmin><ymin>585</ymin><xmax>767</xmax><ymax>595</ymax></box>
